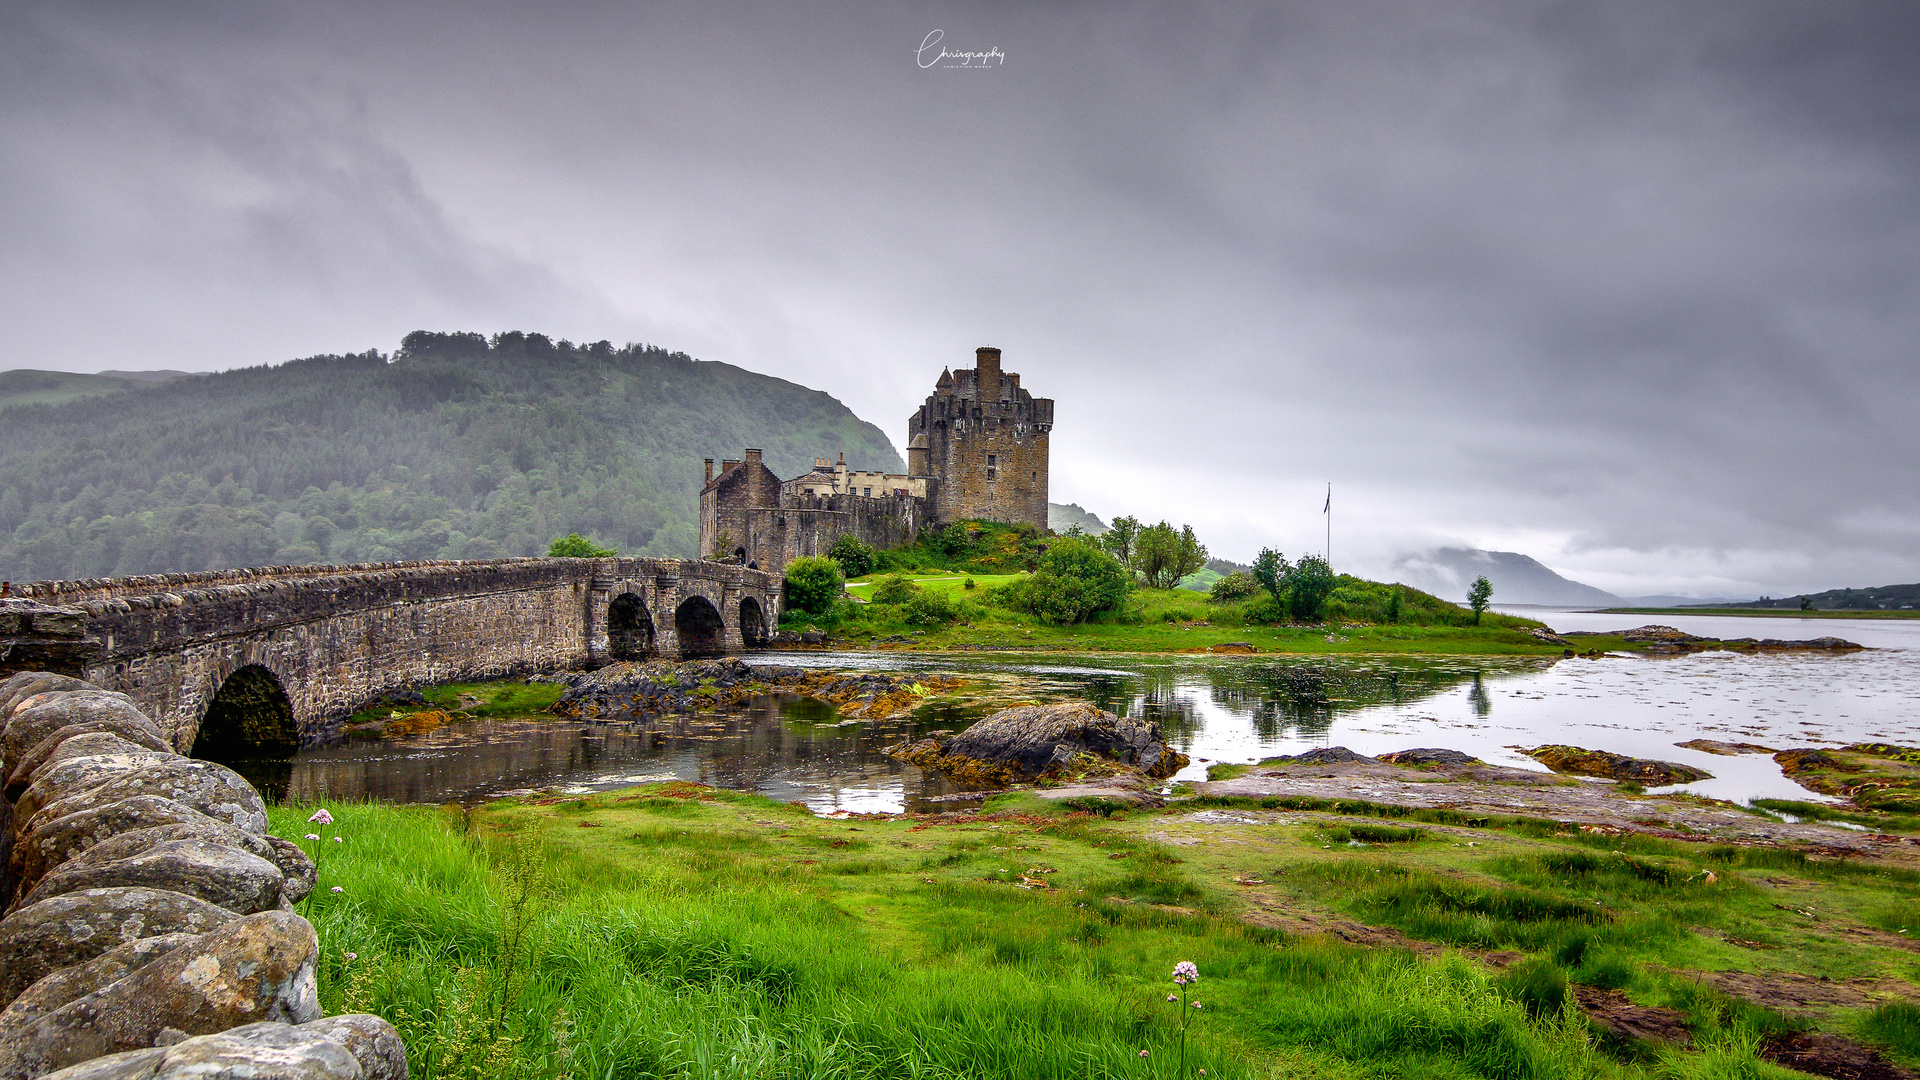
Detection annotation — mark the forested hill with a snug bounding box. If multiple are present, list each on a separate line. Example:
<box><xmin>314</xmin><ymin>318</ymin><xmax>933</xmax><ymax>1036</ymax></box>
<box><xmin>0</xmin><ymin>331</ymin><xmax>903</xmax><ymax>581</ymax></box>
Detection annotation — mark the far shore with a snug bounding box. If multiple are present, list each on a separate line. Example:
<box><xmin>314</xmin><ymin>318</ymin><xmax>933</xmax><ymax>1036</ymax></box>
<box><xmin>1597</xmin><ymin>606</ymin><xmax>1920</xmax><ymax>620</ymax></box>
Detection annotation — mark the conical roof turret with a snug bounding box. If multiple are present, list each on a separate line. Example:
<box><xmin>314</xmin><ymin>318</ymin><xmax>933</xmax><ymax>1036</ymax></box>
<box><xmin>936</xmin><ymin>367</ymin><xmax>953</xmax><ymax>389</ymax></box>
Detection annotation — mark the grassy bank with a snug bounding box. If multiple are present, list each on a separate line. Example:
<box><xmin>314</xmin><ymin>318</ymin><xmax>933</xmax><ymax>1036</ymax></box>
<box><xmin>832</xmin><ymin>575</ymin><xmax>1562</xmax><ymax>656</ymax></box>
<box><xmin>277</xmin><ymin>785</ymin><xmax>1920</xmax><ymax>1079</ymax></box>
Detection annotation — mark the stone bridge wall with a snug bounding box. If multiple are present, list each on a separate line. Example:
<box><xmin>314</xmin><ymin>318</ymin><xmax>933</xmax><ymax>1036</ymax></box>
<box><xmin>7</xmin><ymin>557</ymin><xmax>781</xmax><ymax>751</ymax></box>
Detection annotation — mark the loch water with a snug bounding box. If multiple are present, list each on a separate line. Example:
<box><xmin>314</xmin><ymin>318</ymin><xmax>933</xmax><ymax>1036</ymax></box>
<box><xmin>268</xmin><ymin>610</ymin><xmax>1920</xmax><ymax>814</ymax></box>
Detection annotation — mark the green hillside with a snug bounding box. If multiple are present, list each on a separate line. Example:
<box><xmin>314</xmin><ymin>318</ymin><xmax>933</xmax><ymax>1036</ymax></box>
<box><xmin>1721</xmin><ymin>582</ymin><xmax>1920</xmax><ymax>611</ymax></box>
<box><xmin>0</xmin><ymin>369</ymin><xmax>197</xmax><ymax>410</ymax></box>
<box><xmin>0</xmin><ymin>331</ymin><xmax>902</xmax><ymax>581</ymax></box>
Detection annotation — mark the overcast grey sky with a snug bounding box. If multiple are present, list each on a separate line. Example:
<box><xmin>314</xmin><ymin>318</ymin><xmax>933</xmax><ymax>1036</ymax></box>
<box><xmin>3</xmin><ymin>1</ymin><xmax>1916</xmax><ymax>597</ymax></box>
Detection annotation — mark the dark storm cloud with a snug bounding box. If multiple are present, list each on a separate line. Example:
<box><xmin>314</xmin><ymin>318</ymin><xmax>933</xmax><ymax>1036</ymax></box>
<box><xmin>3</xmin><ymin>0</ymin><xmax>1917</xmax><ymax>596</ymax></box>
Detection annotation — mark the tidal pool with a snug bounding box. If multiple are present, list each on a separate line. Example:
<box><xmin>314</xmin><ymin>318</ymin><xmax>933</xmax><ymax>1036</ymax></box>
<box><xmin>270</xmin><ymin>613</ymin><xmax>1918</xmax><ymax>813</ymax></box>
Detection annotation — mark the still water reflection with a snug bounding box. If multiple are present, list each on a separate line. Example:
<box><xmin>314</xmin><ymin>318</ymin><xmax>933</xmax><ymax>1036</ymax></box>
<box><xmin>273</xmin><ymin>628</ymin><xmax>1920</xmax><ymax>812</ymax></box>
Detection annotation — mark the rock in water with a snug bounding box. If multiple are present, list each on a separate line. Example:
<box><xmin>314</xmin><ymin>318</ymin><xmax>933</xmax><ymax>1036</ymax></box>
<box><xmin>1526</xmin><ymin>745</ymin><xmax>1711</xmax><ymax>785</ymax></box>
<box><xmin>900</xmin><ymin>702</ymin><xmax>1187</xmax><ymax>785</ymax></box>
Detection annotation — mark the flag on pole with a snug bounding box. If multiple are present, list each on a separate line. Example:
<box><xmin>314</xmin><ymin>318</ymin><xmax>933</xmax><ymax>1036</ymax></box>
<box><xmin>1323</xmin><ymin>485</ymin><xmax>1330</xmax><ymax>514</ymax></box>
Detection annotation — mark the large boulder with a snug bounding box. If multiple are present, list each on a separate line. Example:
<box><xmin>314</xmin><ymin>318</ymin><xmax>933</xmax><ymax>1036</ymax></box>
<box><xmin>10</xmin><ymin>797</ymin><xmax>248</xmax><ymax>894</ymax></box>
<box><xmin>0</xmin><ymin>675</ymin><xmax>101</xmax><ymax>721</ymax></box>
<box><xmin>299</xmin><ymin>1015</ymin><xmax>409</xmax><ymax>1080</ymax></box>
<box><xmin>37</xmin><ymin>1017</ymin><xmax>395</xmax><ymax>1079</ymax></box>
<box><xmin>15</xmin><ymin>755</ymin><xmax>181</xmax><ymax>830</ymax></box>
<box><xmin>22</xmin><ymin>757</ymin><xmax>268</xmax><ymax>837</ymax></box>
<box><xmin>10</xmin><ymin>722</ymin><xmax>174</xmax><ymax>799</ymax></box>
<box><xmin>265</xmin><ymin>837</ymin><xmax>317</xmax><ymax>905</ymax></box>
<box><xmin>897</xmin><ymin>701</ymin><xmax>1188</xmax><ymax>785</ymax></box>
<box><xmin>0</xmin><ymin>910</ymin><xmax>321</xmax><ymax>1079</ymax></box>
<box><xmin>10</xmin><ymin>734</ymin><xmax>164</xmax><ymax>801</ymax></box>
<box><xmin>20</xmin><ymin>838</ymin><xmax>286</xmax><ymax>915</ymax></box>
<box><xmin>0</xmin><ymin>887</ymin><xmax>236</xmax><ymax>1006</ymax></box>
<box><xmin>4</xmin><ymin>693</ymin><xmax>149</xmax><ymax>776</ymax></box>
<box><xmin>0</xmin><ymin>933</ymin><xmax>197</xmax><ymax>1038</ymax></box>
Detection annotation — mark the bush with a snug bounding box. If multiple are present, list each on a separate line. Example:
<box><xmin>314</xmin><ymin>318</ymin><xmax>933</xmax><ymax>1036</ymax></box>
<box><xmin>783</xmin><ymin>557</ymin><xmax>844</xmax><ymax>618</ymax></box>
<box><xmin>902</xmin><ymin>591</ymin><xmax>963</xmax><ymax>627</ymax></box>
<box><xmin>1286</xmin><ymin>555</ymin><xmax>1337</xmax><ymax>621</ymax></box>
<box><xmin>827</xmin><ymin>535</ymin><xmax>877</xmax><ymax>577</ymax></box>
<box><xmin>1003</xmin><ymin>537</ymin><xmax>1131</xmax><ymax>625</ymax></box>
<box><xmin>548</xmin><ymin>533</ymin><xmax>616</xmax><ymax>558</ymax></box>
<box><xmin>870</xmin><ymin>574</ymin><xmax>921</xmax><ymax>604</ymax></box>
<box><xmin>1209</xmin><ymin>572</ymin><xmax>1260</xmax><ymax>602</ymax></box>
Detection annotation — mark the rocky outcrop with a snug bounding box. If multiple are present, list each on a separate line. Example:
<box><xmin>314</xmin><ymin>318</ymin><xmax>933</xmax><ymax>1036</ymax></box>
<box><xmin>548</xmin><ymin>659</ymin><xmax>960</xmax><ymax>723</ymax></box>
<box><xmin>0</xmin><ymin>671</ymin><xmax>405</xmax><ymax>1079</ymax></box>
<box><xmin>1526</xmin><ymin>745</ymin><xmax>1711</xmax><ymax>785</ymax></box>
<box><xmin>891</xmin><ymin>701</ymin><xmax>1187</xmax><ymax>786</ymax></box>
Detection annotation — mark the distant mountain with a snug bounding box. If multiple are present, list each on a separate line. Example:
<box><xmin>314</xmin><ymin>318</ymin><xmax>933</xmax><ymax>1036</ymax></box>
<box><xmin>1389</xmin><ymin>548</ymin><xmax>1623</xmax><ymax>607</ymax></box>
<box><xmin>1047</xmin><ymin>502</ymin><xmax>1107</xmax><ymax>535</ymax></box>
<box><xmin>1717</xmin><ymin>583</ymin><xmax>1920</xmax><ymax>611</ymax></box>
<box><xmin>0</xmin><ymin>369</ymin><xmax>198</xmax><ymax>410</ymax></box>
<box><xmin>0</xmin><ymin>331</ymin><xmax>901</xmax><ymax>581</ymax></box>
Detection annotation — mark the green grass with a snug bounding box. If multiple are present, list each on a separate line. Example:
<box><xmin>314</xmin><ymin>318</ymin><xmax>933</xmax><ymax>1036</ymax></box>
<box><xmin>271</xmin><ymin>783</ymin><xmax>1920</xmax><ymax>1079</ymax></box>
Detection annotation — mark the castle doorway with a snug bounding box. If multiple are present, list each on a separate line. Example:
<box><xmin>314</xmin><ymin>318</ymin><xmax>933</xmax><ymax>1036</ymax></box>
<box><xmin>674</xmin><ymin>595</ymin><xmax>726</xmax><ymax>657</ymax></box>
<box><xmin>738</xmin><ymin>596</ymin><xmax>768</xmax><ymax>648</ymax></box>
<box><xmin>607</xmin><ymin>593</ymin><xmax>655</xmax><ymax>660</ymax></box>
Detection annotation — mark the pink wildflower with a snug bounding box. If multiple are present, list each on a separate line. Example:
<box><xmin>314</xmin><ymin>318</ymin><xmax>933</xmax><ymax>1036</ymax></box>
<box><xmin>1167</xmin><ymin>994</ymin><xmax>1178</xmax><ymax>1002</ymax></box>
<box><xmin>1138</xmin><ymin>1050</ymin><xmax>1150</xmax><ymax>1058</ymax></box>
<box><xmin>308</xmin><ymin>808</ymin><xmax>334</xmax><ymax>826</ymax></box>
<box><xmin>304</xmin><ymin>834</ymin><xmax>319</xmax><ymax>841</ymax></box>
<box><xmin>330</xmin><ymin>886</ymin><xmax>344</xmax><ymax>893</ymax></box>
<box><xmin>1192</xmin><ymin>1002</ymin><xmax>1203</xmax><ymax>1009</ymax></box>
<box><xmin>1173</xmin><ymin>960</ymin><xmax>1199</xmax><ymax>984</ymax></box>
<box><xmin>331</xmin><ymin>836</ymin><xmax>343</xmax><ymax>843</ymax></box>
<box><xmin>345</xmin><ymin>952</ymin><xmax>358</xmax><ymax>960</ymax></box>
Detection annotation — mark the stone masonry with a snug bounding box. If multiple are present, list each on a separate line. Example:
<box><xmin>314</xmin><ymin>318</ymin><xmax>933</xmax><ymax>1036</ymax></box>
<box><xmin>0</xmin><ymin>558</ymin><xmax>780</xmax><ymax>753</ymax></box>
<box><xmin>700</xmin><ymin>346</ymin><xmax>1053</xmax><ymax>573</ymax></box>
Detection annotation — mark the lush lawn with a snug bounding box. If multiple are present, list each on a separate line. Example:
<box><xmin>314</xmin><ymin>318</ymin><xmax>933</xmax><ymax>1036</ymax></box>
<box><xmin>828</xmin><ymin>581</ymin><xmax>1566</xmax><ymax>657</ymax></box>
<box><xmin>277</xmin><ymin>785</ymin><xmax>1920</xmax><ymax>1080</ymax></box>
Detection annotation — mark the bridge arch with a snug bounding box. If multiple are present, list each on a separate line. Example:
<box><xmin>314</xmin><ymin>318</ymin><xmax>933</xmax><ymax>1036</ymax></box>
<box><xmin>674</xmin><ymin>595</ymin><xmax>727</xmax><ymax>658</ymax></box>
<box><xmin>607</xmin><ymin>592</ymin><xmax>656</xmax><ymax>660</ymax></box>
<box><xmin>739</xmin><ymin>595</ymin><xmax>769</xmax><ymax>649</ymax></box>
<box><xmin>189</xmin><ymin>663</ymin><xmax>299</xmax><ymax>762</ymax></box>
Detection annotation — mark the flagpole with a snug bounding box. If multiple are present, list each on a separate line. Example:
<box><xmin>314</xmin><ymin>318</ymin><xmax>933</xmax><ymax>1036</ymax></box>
<box><xmin>1324</xmin><ymin>482</ymin><xmax>1331</xmax><ymax>568</ymax></box>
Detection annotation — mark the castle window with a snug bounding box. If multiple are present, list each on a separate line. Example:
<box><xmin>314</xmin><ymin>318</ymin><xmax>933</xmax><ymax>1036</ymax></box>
<box><xmin>862</xmin><ymin>487</ymin><xmax>871</xmax><ymax>497</ymax></box>
<box><xmin>986</xmin><ymin>453</ymin><xmax>997</xmax><ymax>480</ymax></box>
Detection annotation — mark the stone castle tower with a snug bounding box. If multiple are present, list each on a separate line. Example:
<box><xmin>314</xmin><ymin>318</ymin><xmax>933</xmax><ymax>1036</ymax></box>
<box><xmin>907</xmin><ymin>347</ymin><xmax>1053</xmax><ymax>528</ymax></box>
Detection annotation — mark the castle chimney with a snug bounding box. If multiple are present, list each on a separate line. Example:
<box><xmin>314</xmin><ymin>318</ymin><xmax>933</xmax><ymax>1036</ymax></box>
<box><xmin>976</xmin><ymin>346</ymin><xmax>1002</xmax><ymax>401</ymax></box>
<box><xmin>722</xmin><ymin>458</ymin><xmax>742</xmax><ymax>473</ymax></box>
<box><xmin>704</xmin><ymin>458</ymin><xmax>715</xmax><ymax>483</ymax></box>
<box><xmin>744</xmin><ymin>448</ymin><xmax>763</xmax><ymax>470</ymax></box>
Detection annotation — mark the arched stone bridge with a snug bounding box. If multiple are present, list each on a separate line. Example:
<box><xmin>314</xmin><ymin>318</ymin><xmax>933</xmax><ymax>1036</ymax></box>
<box><xmin>0</xmin><ymin>557</ymin><xmax>781</xmax><ymax>754</ymax></box>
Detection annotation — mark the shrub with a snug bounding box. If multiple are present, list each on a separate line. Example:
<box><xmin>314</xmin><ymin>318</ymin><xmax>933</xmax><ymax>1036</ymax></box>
<box><xmin>548</xmin><ymin>533</ymin><xmax>616</xmax><ymax>558</ymax></box>
<box><xmin>783</xmin><ymin>557</ymin><xmax>844</xmax><ymax>618</ymax></box>
<box><xmin>1286</xmin><ymin>555</ymin><xmax>1337</xmax><ymax>621</ymax></box>
<box><xmin>828</xmin><ymin>535</ymin><xmax>877</xmax><ymax>577</ymax></box>
<box><xmin>1209</xmin><ymin>572</ymin><xmax>1260</xmax><ymax>602</ymax></box>
<box><xmin>902</xmin><ymin>591</ymin><xmax>962</xmax><ymax>627</ymax></box>
<box><xmin>1005</xmin><ymin>537</ymin><xmax>1132</xmax><ymax>624</ymax></box>
<box><xmin>870</xmin><ymin>574</ymin><xmax>921</xmax><ymax>604</ymax></box>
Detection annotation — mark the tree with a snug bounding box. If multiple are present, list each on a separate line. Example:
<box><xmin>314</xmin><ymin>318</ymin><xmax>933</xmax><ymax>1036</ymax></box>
<box><xmin>1209</xmin><ymin>572</ymin><xmax>1260</xmax><ymax>602</ymax></box>
<box><xmin>783</xmin><ymin>556</ymin><xmax>845</xmax><ymax>618</ymax></box>
<box><xmin>870</xmin><ymin>574</ymin><xmax>920</xmax><ymax>604</ymax></box>
<box><xmin>828</xmin><ymin>534</ymin><xmax>877</xmax><ymax>577</ymax></box>
<box><xmin>549</xmin><ymin>533</ymin><xmax>616</xmax><ymax>558</ymax></box>
<box><xmin>1467</xmin><ymin>575</ymin><xmax>1493</xmax><ymax>624</ymax></box>
<box><xmin>1099</xmin><ymin>516</ymin><xmax>1142</xmax><ymax>565</ymax></box>
<box><xmin>1131</xmin><ymin>521</ymin><xmax>1208</xmax><ymax>589</ymax></box>
<box><xmin>1251</xmin><ymin>549</ymin><xmax>1291</xmax><ymax>604</ymax></box>
<box><xmin>1285</xmin><ymin>555</ymin><xmax>1337</xmax><ymax>621</ymax></box>
<box><xmin>1006</xmin><ymin>536</ymin><xmax>1132</xmax><ymax>624</ymax></box>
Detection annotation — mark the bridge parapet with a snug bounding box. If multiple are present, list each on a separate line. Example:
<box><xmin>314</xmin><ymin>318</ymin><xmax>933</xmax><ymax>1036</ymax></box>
<box><xmin>1</xmin><ymin>557</ymin><xmax>783</xmax><ymax>752</ymax></box>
